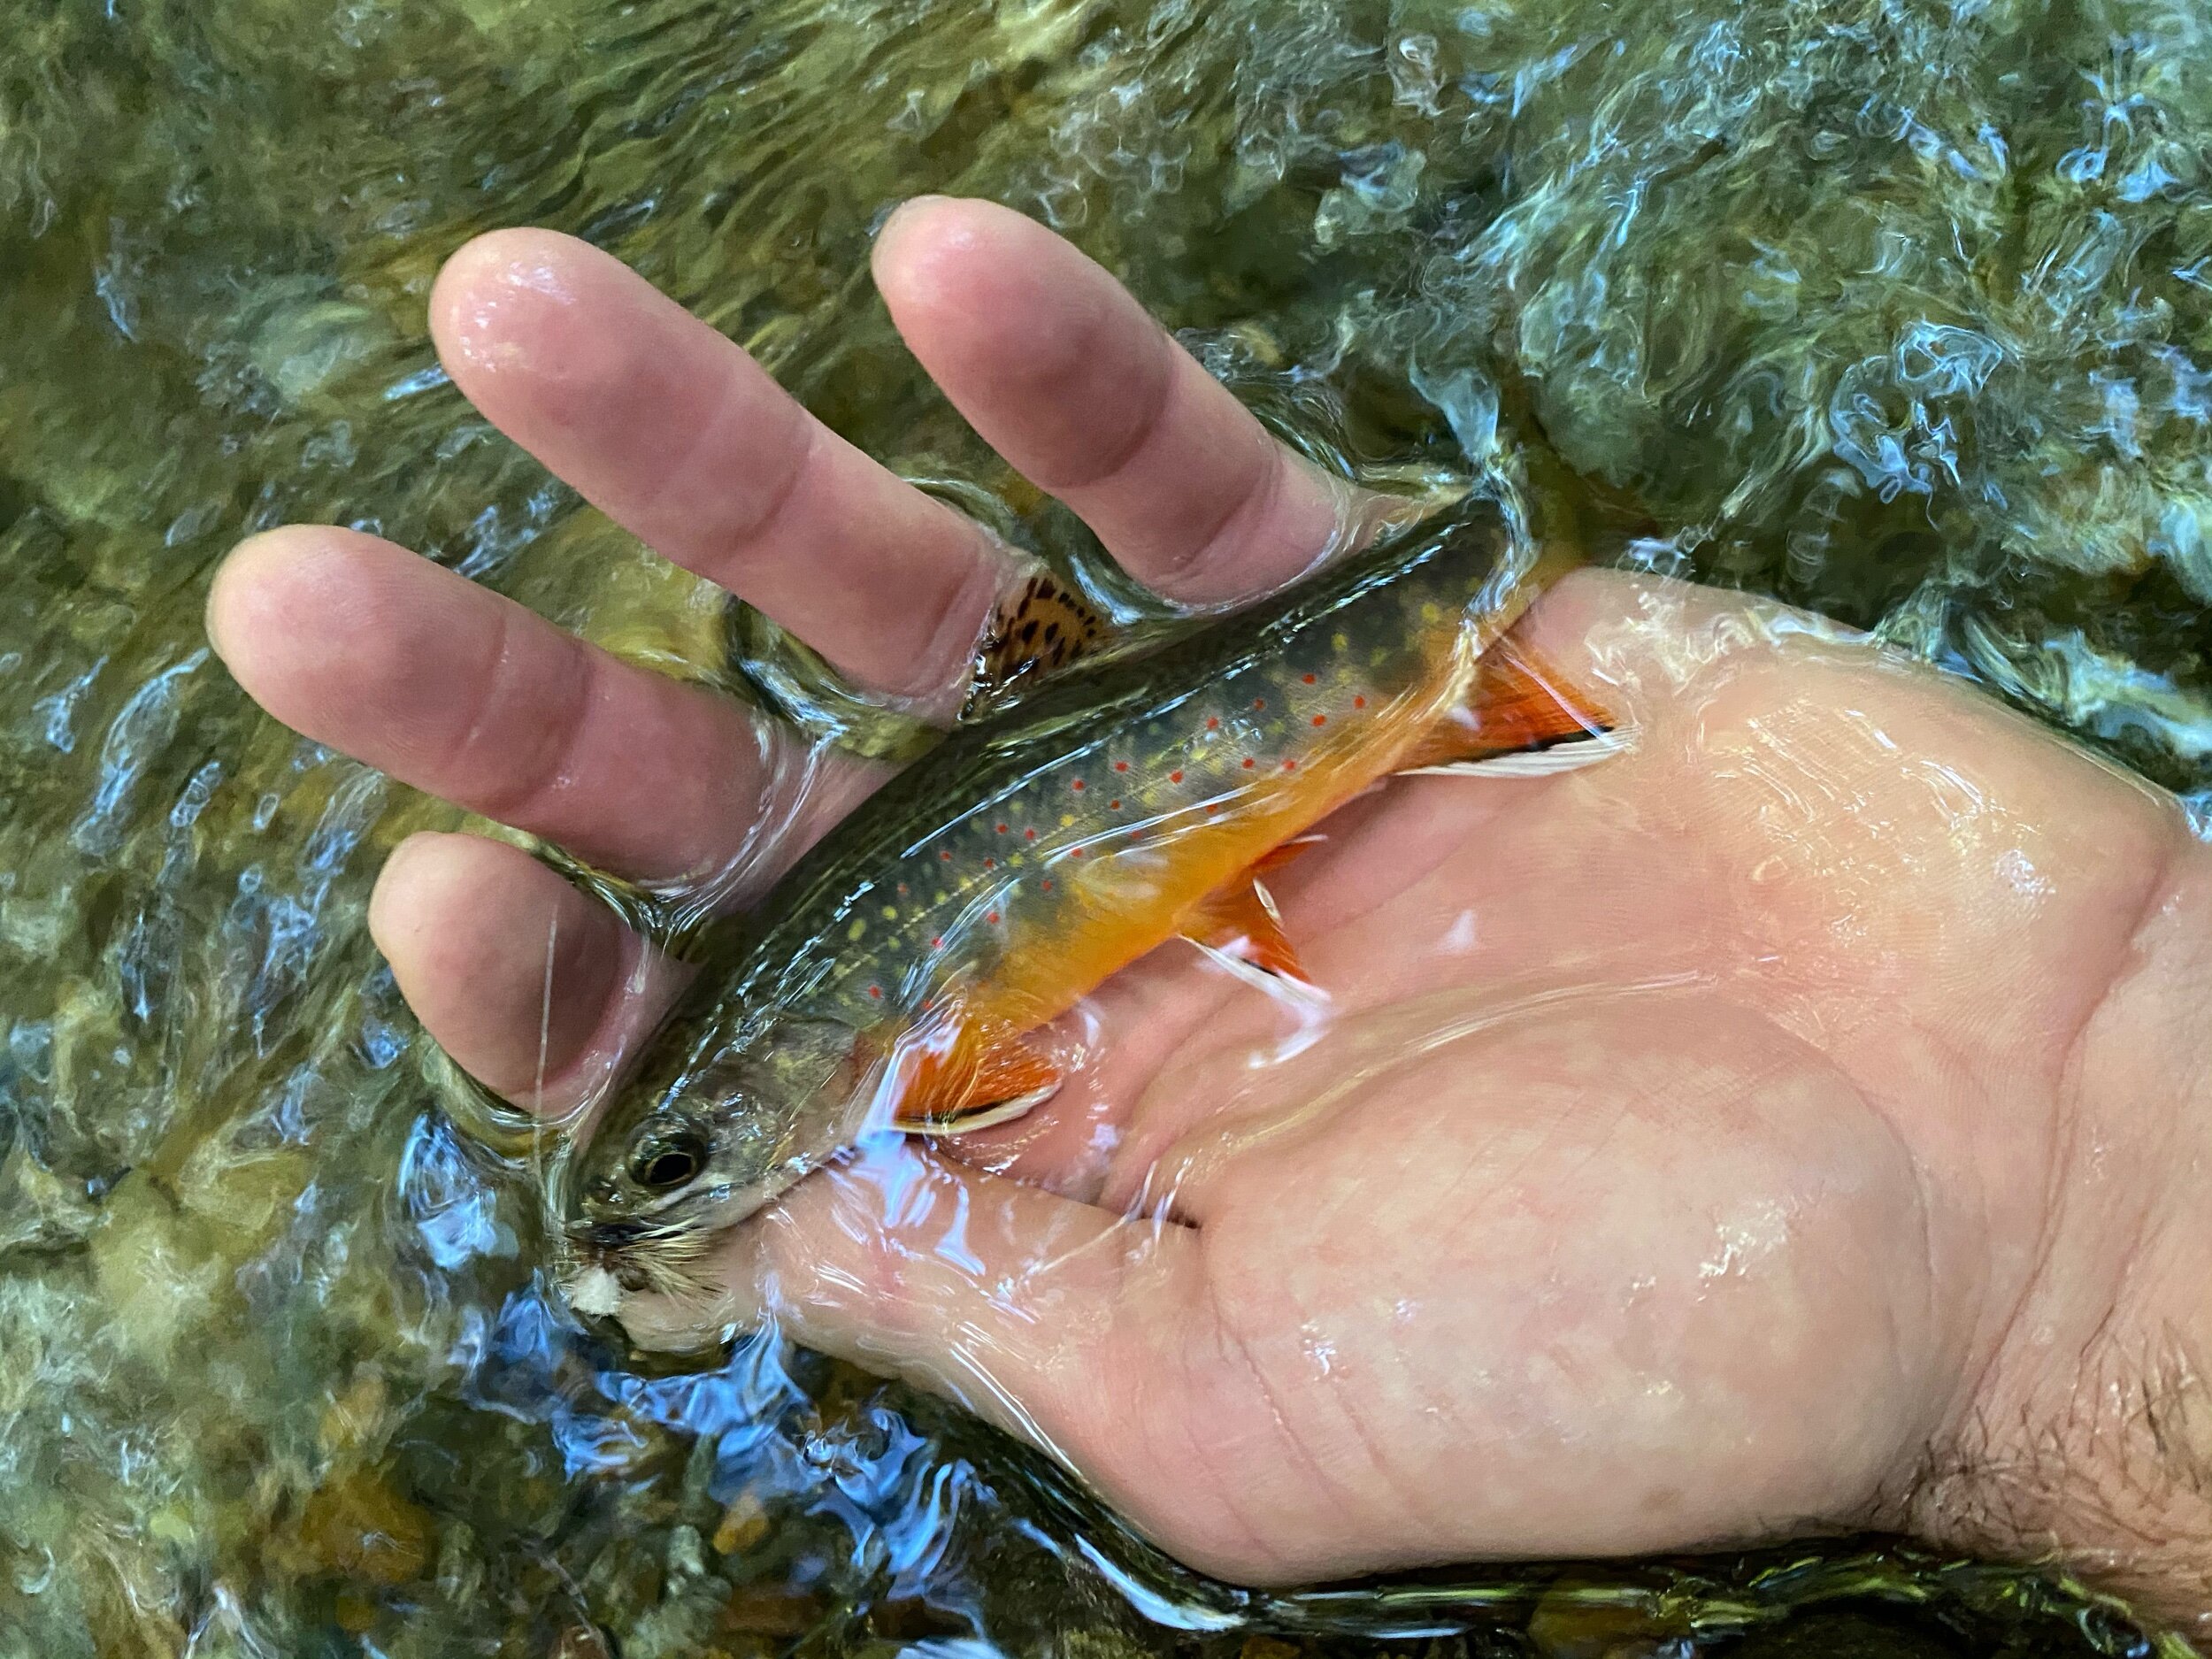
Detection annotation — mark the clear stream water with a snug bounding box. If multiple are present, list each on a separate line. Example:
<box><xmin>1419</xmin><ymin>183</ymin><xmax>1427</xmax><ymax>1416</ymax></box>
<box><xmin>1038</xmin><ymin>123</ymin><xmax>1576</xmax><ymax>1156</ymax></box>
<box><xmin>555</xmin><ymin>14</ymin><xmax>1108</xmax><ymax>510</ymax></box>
<box><xmin>1</xmin><ymin>1</ymin><xmax>2208</xmax><ymax>1655</ymax></box>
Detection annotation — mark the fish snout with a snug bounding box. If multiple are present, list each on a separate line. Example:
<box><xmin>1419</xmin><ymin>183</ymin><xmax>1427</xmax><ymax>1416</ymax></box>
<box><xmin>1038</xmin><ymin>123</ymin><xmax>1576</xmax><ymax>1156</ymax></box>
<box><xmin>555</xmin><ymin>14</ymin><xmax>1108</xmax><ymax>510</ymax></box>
<box><xmin>577</xmin><ymin>1217</ymin><xmax>649</xmax><ymax>1255</ymax></box>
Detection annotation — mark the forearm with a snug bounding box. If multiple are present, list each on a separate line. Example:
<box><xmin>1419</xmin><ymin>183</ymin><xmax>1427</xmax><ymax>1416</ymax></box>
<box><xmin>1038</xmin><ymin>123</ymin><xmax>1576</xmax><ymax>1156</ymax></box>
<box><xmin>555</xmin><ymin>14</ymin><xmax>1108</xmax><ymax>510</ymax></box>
<box><xmin>1907</xmin><ymin>832</ymin><xmax>2212</xmax><ymax>1639</ymax></box>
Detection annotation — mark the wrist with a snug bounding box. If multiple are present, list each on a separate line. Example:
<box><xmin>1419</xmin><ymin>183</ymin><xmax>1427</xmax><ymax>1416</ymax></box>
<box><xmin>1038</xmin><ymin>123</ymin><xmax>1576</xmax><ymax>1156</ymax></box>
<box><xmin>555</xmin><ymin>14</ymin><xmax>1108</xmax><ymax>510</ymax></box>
<box><xmin>1904</xmin><ymin>833</ymin><xmax>2212</xmax><ymax>1639</ymax></box>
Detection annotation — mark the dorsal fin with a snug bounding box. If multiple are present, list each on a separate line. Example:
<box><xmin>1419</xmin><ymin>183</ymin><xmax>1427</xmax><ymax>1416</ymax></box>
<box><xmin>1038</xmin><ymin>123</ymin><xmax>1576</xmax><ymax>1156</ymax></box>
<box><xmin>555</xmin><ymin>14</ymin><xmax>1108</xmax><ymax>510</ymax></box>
<box><xmin>967</xmin><ymin>571</ymin><xmax>1108</xmax><ymax>712</ymax></box>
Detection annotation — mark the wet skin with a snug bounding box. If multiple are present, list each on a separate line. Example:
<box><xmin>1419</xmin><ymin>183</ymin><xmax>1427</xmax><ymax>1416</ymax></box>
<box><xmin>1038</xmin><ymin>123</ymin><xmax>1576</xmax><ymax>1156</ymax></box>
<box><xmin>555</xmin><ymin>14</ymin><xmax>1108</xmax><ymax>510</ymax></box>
<box><xmin>206</xmin><ymin>199</ymin><xmax>2212</xmax><ymax>1632</ymax></box>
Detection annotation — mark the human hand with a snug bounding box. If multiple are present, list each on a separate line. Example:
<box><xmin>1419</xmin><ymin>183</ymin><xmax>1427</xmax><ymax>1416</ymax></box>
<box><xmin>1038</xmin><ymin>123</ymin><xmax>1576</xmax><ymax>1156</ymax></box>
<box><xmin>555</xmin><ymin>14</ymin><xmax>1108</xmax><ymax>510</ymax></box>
<box><xmin>205</xmin><ymin>199</ymin><xmax>2212</xmax><ymax>1632</ymax></box>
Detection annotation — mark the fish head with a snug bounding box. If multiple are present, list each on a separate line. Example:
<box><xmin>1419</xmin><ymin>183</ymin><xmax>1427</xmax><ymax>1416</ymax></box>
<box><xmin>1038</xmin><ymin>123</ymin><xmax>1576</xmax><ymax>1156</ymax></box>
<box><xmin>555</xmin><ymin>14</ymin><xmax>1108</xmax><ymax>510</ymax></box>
<box><xmin>562</xmin><ymin>1010</ymin><xmax>867</xmax><ymax>1310</ymax></box>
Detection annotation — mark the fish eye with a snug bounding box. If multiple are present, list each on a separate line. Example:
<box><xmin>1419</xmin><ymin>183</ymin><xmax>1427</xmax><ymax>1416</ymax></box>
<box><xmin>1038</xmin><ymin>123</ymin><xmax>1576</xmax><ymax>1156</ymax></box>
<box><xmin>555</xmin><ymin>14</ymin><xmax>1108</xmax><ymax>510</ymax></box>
<box><xmin>630</xmin><ymin>1129</ymin><xmax>707</xmax><ymax>1193</ymax></box>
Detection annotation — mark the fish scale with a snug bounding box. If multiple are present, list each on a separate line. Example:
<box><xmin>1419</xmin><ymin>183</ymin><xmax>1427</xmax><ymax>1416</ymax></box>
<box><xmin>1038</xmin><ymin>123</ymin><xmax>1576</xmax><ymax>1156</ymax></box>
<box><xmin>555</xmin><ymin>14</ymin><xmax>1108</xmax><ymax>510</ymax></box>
<box><xmin>666</xmin><ymin>497</ymin><xmax>1539</xmax><ymax>1063</ymax></box>
<box><xmin>828</xmin><ymin>621</ymin><xmax>1403</xmax><ymax>1020</ymax></box>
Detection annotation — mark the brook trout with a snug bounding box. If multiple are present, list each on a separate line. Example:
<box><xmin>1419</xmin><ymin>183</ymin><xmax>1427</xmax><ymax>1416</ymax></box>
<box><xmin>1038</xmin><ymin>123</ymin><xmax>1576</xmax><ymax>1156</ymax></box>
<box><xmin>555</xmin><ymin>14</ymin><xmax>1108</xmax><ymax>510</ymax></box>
<box><xmin>563</xmin><ymin>501</ymin><xmax>1605</xmax><ymax>1311</ymax></box>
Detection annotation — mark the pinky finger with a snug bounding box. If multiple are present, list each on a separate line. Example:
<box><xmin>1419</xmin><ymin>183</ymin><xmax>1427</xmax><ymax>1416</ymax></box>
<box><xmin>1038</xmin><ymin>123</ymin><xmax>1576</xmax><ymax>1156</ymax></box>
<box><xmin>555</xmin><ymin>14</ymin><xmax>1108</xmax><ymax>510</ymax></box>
<box><xmin>369</xmin><ymin>831</ymin><xmax>687</xmax><ymax>1115</ymax></box>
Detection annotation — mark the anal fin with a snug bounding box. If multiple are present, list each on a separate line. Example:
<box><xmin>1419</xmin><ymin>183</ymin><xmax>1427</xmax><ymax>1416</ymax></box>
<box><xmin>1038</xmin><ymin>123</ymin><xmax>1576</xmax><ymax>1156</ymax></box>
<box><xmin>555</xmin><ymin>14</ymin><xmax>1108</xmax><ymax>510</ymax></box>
<box><xmin>1399</xmin><ymin>641</ymin><xmax>1618</xmax><ymax>775</ymax></box>
<box><xmin>1181</xmin><ymin>872</ymin><xmax>1314</xmax><ymax>987</ymax></box>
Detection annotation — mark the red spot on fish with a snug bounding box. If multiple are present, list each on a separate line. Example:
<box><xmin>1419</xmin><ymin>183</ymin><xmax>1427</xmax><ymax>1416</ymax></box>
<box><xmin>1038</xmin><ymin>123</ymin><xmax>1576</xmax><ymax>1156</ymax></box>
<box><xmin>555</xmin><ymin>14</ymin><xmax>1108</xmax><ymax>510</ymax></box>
<box><xmin>1114</xmin><ymin>760</ymin><xmax>1129</xmax><ymax>772</ymax></box>
<box><xmin>985</xmin><ymin>858</ymin><xmax>996</xmax><ymax>869</ymax></box>
<box><xmin>996</xmin><ymin>823</ymin><xmax>1009</xmax><ymax>833</ymax></box>
<box><xmin>868</xmin><ymin>986</ymin><xmax>882</xmax><ymax>999</ymax></box>
<box><xmin>897</xmin><ymin>883</ymin><xmax>908</xmax><ymax>895</ymax></box>
<box><xmin>1283</xmin><ymin>758</ymin><xmax>1298</xmax><ymax>771</ymax></box>
<box><xmin>932</xmin><ymin>936</ymin><xmax>943</xmax><ymax>949</ymax></box>
<box><xmin>1302</xmin><ymin>673</ymin><xmax>1317</xmax><ymax>684</ymax></box>
<box><xmin>1206</xmin><ymin>717</ymin><xmax>1219</xmax><ymax>730</ymax></box>
<box><xmin>1042</xmin><ymin>879</ymin><xmax>1055</xmax><ymax>891</ymax></box>
<box><xmin>1353</xmin><ymin>695</ymin><xmax>1366</xmax><ymax>709</ymax></box>
<box><xmin>1253</xmin><ymin>698</ymin><xmax>1266</xmax><ymax>710</ymax></box>
<box><xmin>987</xmin><ymin>910</ymin><xmax>1000</xmax><ymax>924</ymax></box>
<box><xmin>1071</xmin><ymin>847</ymin><xmax>1086</xmax><ymax>857</ymax></box>
<box><xmin>1025</xmin><ymin>828</ymin><xmax>1037</xmax><ymax>840</ymax></box>
<box><xmin>1205</xmin><ymin>803</ymin><xmax>1219</xmax><ymax>814</ymax></box>
<box><xmin>940</xmin><ymin>849</ymin><xmax>953</xmax><ymax>861</ymax></box>
<box><xmin>1241</xmin><ymin>757</ymin><xmax>1256</xmax><ymax>770</ymax></box>
<box><xmin>1312</xmin><ymin>714</ymin><xmax>1327</xmax><ymax>726</ymax></box>
<box><xmin>1072</xmin><ymin>779</ymin><xmax>1086</xmax><ymax>791</ymax></box>
<box><xmin>1109</xmin><ymin>799</ymin><xmax>1122</xmax><ymax>810</ymax></box>
<box><xmin>1170</xmin><ymin>771</ymin><xmax>1184</xmax><ymax>783</ymax></box>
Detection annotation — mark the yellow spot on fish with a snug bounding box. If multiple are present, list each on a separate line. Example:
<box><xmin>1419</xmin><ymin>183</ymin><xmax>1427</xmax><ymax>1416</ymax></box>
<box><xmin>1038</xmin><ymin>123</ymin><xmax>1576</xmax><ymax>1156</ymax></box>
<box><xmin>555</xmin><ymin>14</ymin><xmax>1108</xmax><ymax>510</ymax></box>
<box><xmin>1060</xmin><ymin>813</ymin><xmax>1076</xmax><ymax>827</ymax></box>
<box><xmin>882</xmin><ymin>905</ymin><xmax>900</xmax><ymax>920</ymax></box>
<box><xmin>848</xmin><ymin>919</ymin><xmax>867</xmax><ymax>941</ymax></box>
<box><xmin>1421</xmin><ymin>603</ymin><xmax>1442</xmax><ymax>623</ymax></box>
<box><xmin>1333</xmin><ymin>632</ymin><xmax>1348</xmax><ymax>652</ymax></box>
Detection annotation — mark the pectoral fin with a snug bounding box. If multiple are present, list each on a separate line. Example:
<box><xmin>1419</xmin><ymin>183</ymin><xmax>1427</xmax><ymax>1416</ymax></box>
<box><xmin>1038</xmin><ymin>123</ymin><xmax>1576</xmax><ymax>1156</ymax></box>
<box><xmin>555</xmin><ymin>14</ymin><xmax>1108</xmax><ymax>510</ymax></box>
<box><xmin>1398</xmin><ymin>641</ymin><xmax>1618</xmax><ymax>775</ymax></box>
<box><xmin>891</xmin><ymin>1010</ymin><xmax>1064</xmax><ymax>1134</ymax></box>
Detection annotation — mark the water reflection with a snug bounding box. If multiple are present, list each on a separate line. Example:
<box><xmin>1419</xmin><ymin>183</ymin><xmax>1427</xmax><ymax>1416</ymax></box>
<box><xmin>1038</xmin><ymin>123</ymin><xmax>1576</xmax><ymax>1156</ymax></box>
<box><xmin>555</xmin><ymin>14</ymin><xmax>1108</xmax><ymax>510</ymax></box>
<box><xmin>0</xmin><ymin>0</ymin><xmax>2205</xmax><ymax>1654</ymax></box>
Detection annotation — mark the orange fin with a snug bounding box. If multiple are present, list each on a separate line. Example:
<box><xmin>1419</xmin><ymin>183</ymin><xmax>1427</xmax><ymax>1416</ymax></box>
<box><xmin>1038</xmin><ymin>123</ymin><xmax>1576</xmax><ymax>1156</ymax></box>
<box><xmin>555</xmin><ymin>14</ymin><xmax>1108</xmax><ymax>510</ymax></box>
<box><xmin>969</xmin><ymin>570</ymin><xmax>1107</xmax><ymax>707</ymax></box>
<box><xmin>1253</xmin><ymin>833</ymin><xmax>1325</xmax><ymax>873</ymax></box>
<box><xmin>892</xmin><ymin>1011</ymin><xmax>1064</xmax><ymax>1134</ymax></box>
<box><xmin>1398</xmin><ymin>641</ymin><xmax>1618</xmax><ymax>775</ymax></box>
<box><xmin>1181</xmin><ymin>872</ymin><xmax>1313</xmax><ymax>986</ymax></box>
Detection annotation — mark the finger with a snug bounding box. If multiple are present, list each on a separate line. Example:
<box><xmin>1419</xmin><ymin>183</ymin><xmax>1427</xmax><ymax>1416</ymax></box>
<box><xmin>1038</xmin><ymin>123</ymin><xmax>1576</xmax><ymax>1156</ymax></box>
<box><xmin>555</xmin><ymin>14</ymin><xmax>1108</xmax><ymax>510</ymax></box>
<box><xmin>873</xmin><ymin>197</ymin><xmax>1363</xmax><ymax>606</ymax></box>
<box><xmin>208</xmin><ymin>526</ymin><xmax>860</xmax><ymax>886</ymax></box>
<box><xmin>369</xmin><ymin>832</ymin><xmax>685</xmax><ymax>1111</ymax></box>
<box><xmin>430</xmin><ymin>229</ymin><xmax>1012</xmax><ymax>704</ymax></box>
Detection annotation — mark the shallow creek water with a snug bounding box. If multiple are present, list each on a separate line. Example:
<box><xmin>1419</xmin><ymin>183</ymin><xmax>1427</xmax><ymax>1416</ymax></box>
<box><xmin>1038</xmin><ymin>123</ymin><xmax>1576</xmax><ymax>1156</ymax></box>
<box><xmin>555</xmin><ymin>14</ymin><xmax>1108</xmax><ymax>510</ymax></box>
<box><xmin>2</xmin><ymin>1</ymin><xmax>2208</xmax><ymax>1655</ymax></box>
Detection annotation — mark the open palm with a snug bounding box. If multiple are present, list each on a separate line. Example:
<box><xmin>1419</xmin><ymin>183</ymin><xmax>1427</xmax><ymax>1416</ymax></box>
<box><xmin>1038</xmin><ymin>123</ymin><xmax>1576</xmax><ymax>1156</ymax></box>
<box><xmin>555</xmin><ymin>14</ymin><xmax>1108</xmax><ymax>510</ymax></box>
<box><xmin>209</xmin><ymin>200</ymin><xmax>2212</xmax><ymax>1598</ymax></box>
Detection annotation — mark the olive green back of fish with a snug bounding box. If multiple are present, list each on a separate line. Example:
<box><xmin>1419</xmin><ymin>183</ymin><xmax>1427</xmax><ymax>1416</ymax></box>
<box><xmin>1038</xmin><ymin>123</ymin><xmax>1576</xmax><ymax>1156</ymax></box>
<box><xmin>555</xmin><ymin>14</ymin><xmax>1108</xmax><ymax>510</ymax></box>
<box><xmin>619</xmin><ymin>495</ymin><xmax>1533</xmax><ymax>1108</ymax></box>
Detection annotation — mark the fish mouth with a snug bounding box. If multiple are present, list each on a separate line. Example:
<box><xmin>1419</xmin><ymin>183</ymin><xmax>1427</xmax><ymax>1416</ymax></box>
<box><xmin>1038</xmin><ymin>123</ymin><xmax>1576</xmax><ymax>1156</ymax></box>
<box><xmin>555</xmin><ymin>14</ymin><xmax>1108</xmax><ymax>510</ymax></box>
<box><xmin>558</xmin><ymin>1217</ymin><xmax>720</xmax><ymax>1317</ymax></box>
<box><xmin>578</xmin><ymin>1217</ymin><xmax>649</xmax><ymax>1253</ymax></box>
<box><xmin>559</xmin><ymin>1179</ymin><xmax>786</xmax><ymax>1302</ymax></box>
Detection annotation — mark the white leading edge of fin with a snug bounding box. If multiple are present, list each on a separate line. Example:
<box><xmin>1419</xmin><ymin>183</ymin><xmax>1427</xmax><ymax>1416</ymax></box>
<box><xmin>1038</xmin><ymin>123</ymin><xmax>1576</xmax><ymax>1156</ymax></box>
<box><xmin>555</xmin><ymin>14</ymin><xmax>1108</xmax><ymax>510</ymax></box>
<box><xmin>899</xmin><ymin>1078</ymin><xmax>1064</xmax><ymax>1136</ymax></box>
<box><xmin>1401</xmin><ymin>727</ymin><xmax>1634</xmax><ymax>779</ymax></box>
<box><xmin>1183</xmin><ymin>937</ymin><xmax>1333</xmax><ymax>1010</ymax></box>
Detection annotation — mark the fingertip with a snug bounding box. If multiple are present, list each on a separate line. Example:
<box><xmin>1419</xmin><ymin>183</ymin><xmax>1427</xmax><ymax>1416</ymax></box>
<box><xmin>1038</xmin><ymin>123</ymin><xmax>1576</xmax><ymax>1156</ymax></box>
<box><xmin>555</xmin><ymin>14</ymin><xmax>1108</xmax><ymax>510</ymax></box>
<box><xmin>208</xmin><ymin>526</ymin><xmax>324</xmax><ymax>660</ymax></box>
<box><xmin>367</xmin><ymin>829</ymin><xmax>584</xmax><ymax>984</ymax></box>
<box><xmin>429</xmin><ymin>227</ymin><xmax>606</xmax><ymax>386</ymax></box>
<box><xmin>205</xmin><ymin>532</ymin><xmax>272</xmax><ymax>670</ymax></box>
<box><xmin>872</xmin><ymin>195</ymin><xmax>991</xmax><ymax>311</ymax></box>
<box><xmin>874</xmin><ymin>192</ymin><xmax>956</xmax><ymax>241</ymax></box>
<box><xmin>364</xmin><ymin>828</ymin><xmax>460</xmax><ymax>962</ymax></box>
<box><xmin>367</xmin><ymin>830</ymin><xmax>645</xmax><ymax>1104</ymax></box>
<box><xmin>208</xmin><ymin>528</ymin><xmax>422</xmax><ymax>739</ymax></box>
<box><xmin>872</xmin><ymin>197</ymin><xmax>1096</xmax><ymax>377</ymax></box>
<box><xmin>207</xmin><ymin>526</ymin><xmax>391</xmax><ymax>700</ymax></box>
